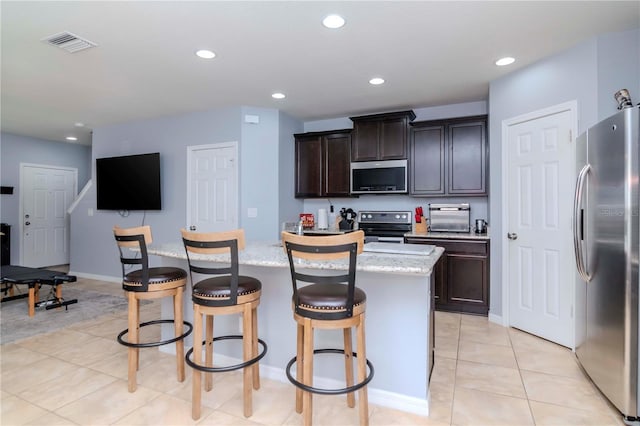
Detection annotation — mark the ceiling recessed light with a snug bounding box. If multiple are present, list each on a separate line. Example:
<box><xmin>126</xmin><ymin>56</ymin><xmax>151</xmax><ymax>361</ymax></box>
<box><xmin>74</xmin><ymin>122</ymin><xmax>84</xmax><ymax>127</ymax></box>
<box><xmin>196</xmin><ymin>49</ymin><xmax>216</xmax><ymax>59</ymax></box>
<box><xmin>65</xmin><ymin>136</ymin><xmax>78</xmax><ymax>141</ymax></box>
<box><xmin>322</xmin><ymin>14</ymin><xmax>345</xmax><ymax>29</ymax></box>
<box><xmin>369</xmin><ymin>77</ymin><xmax>385</xmax><ymax>85</ymax></box>
<box><xmin>272</xmin><ymin>92</ymin><xmax>286</xmax><ymax>99</ymax></box>
<box><xmin>495</xmin><ymin>57</ymin><xmax>515</xmax><ymax>66</ymax></box>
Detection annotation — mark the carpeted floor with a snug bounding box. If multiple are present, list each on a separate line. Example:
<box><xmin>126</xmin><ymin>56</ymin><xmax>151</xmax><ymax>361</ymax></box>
<box><xmin>0</xmin><ymin>283</ymin><xmax>138</xmax><ymax>344</ymax></box>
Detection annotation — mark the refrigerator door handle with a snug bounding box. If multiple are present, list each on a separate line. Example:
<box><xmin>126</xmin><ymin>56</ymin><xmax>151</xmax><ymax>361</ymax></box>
<box><xmin>573</xmin><ymin>164</ymin><xmax>591</xmax><ymax>282</ymax></box>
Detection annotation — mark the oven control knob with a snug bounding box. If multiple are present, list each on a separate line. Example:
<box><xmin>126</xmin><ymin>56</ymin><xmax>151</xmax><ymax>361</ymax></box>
<box><xmin>395</xmin><ymin>214</ymin><xmax>400</xmax><ymax>219</ymax></box>
<box><xmin>367</xmin><ymin>214</ymin><xmax>372</xmax><ymax>219</ymax></box>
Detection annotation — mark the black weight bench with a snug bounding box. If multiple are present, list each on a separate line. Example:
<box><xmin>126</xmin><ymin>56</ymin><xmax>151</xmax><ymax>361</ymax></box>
<box><xmin>1</xmin><ymin>265</ymin><xmax>77</xmax><ymax>317</ymax></box>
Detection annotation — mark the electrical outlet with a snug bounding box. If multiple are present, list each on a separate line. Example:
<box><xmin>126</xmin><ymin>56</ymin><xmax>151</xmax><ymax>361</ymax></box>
<box><xmin>87</xmin><ymin>208</ymin><xmax>94</xmax><ymax>217</ymax></box>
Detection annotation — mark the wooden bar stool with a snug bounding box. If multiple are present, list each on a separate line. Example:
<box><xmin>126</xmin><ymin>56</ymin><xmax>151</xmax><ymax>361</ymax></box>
<box><xmin>181</xmin><ymin>228</ymin><xmax>267</xmax><ymax>420</ymax></box>
<box><xmin>113</xmin><ymin>225</ymin><xmax>193</xmax><ymax>392</ymax></box>
<box><xmin>281</xmin><ymin>230</ymin><xmax>374</xmax><ymax>426</ymax></box>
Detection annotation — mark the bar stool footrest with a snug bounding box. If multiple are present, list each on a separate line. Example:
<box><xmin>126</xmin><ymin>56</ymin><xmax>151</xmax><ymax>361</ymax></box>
<box><xmin>185</xmin><ymin>335</ymin><xmax>267</xmax><ymax>373</ymax></box>
<box><xmin>117</xmin><ymin>319</ymin><xmax>193</xmax><ymax>348</ymax></box>
<box><xmin>285</xmin><ymin>348</ymin><xmax>374</xmax><ymax>395</ymax></box>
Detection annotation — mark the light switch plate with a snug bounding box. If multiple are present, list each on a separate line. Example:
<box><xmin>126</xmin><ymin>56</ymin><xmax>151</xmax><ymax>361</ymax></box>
<box><xmin>247</xmin><ymin>208</ymin><xmax>258</xmax><ymax>218</ymax></box>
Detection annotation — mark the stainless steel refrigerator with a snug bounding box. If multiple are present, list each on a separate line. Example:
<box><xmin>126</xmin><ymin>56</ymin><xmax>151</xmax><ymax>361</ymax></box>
<box><xmin>574</xmin><ymin>105</ymin><xmax>640</xmax><ymax>421</ymax></box>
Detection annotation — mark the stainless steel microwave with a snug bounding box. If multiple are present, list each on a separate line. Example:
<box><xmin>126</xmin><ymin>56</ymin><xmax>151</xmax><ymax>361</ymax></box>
<box><xmin>350</xmin><ymin>159</ymin><xmax>408</xmax><ymax>194</ymax></box>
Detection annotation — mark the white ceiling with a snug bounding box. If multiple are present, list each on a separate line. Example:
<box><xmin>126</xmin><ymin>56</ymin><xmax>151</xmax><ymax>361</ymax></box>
<box><xmin>2</xmin><ymin>1</ymin><xmax>639</xmax><ymax>146</ymax></box>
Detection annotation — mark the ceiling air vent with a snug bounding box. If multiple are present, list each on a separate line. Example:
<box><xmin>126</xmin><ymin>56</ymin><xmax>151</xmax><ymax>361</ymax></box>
<box><xmin>42</xmin><ymin>31</ymin><xmax>97</xmax><ymax>53</ymax></box>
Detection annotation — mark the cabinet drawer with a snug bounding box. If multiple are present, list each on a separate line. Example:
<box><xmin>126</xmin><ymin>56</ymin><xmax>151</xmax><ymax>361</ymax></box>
<box><xmin>406</xmin><ymin>238</ymin><xmax>488</xmax><ymax>256</ymax></box>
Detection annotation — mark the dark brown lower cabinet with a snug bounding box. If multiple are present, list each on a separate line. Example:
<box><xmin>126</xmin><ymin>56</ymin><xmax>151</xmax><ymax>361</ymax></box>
<box><xmin>406</xmin><ymin>237</ymin><xmax>489</xmax><ymax>315</ymax></box>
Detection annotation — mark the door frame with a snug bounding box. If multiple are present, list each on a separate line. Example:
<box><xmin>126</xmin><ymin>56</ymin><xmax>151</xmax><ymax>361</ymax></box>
<box><xmin>19</xmin><ymin>162</ymin><xmax>78</xmax><ymax>265</ymax></box>
<box><xmin>500</xmin><ymin>100</ymin><xmax>578</xmax><ymax>339</ymax></box>
<box><xmin>185</xmin><ymin>141</ymin><xmax>239</xmax><ymax>231</ymax></box>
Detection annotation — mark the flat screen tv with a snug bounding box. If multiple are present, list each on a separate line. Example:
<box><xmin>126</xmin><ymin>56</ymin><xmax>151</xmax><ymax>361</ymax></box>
<box><xmin>96</xmin><ymin>153</ymin><xmax>161</xmax><ymax>210</ymax></box>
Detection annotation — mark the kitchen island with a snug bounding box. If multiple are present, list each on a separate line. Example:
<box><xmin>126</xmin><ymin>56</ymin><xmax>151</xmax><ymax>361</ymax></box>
<box><xmin>148</xmin><ymin>241</ymin><xmax>443</xmax><ymax>415</ymax></box>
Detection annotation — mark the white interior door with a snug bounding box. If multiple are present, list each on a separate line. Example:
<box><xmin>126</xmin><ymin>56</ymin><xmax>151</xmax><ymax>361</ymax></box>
<box><xmin>187</xmin><ymin>142</ymin><xmax>239</xmax><ymax>232</ymax></box>
<box><xmin>21</xmin><ymin>164</ymin><xmax>77</xmax><ymax>267</ymax></box>
<box><xmin>505</xmin><ymin>104</ymin><xmax>576</xmax><ymax>348</ymax></box>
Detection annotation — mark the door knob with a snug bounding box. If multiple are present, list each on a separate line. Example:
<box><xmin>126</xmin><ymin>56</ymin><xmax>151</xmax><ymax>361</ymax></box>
<box><xmin>189</xmin><ymin>225</ymin><xmax>196</xmax><ymax>231</ymax></box>
<box><xmin>507</xmin><ymin>232</ymin><xmax>518</xmax><ymax>240</ymax></box>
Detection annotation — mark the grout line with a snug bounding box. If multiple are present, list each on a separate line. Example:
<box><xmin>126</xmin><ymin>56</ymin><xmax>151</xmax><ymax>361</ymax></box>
<box><xmin>508</xmin><ymin>328</ymin><xmax>539</xmax><ymax>425</ymax></box>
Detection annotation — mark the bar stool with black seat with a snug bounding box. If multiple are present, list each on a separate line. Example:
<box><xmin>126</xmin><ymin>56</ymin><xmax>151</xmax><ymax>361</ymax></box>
<box><xmin>181</xmin><ymin>228</ymin><xmax>267</xmax><ymax>420</ymax></box>
<box><xmin>113</xmin><ymin>225</ymin><xmax>193</xmax><ymax>393</ymax></box>
<box><xmin>281</xmin><ymin>230</ymin><xmax>374</xmax><ymax>426</ymax></box>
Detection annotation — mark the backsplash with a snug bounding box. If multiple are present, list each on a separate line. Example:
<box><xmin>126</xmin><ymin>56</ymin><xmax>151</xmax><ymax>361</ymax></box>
<box><xmin>300</xmin><ymin>195</ymin><xmax>488</xmax><ymax>224</ymax></box>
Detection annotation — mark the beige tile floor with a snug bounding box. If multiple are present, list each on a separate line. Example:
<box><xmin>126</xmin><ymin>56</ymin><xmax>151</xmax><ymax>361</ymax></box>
<box><xmin>0</xmin><ymin>276</ymin><xmax>626</xmax><ymax>425</ymax></box>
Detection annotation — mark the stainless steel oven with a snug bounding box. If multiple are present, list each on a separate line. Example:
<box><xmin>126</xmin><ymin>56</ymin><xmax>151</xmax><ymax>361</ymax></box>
<box><xmin>357</xmin><ymin>211</ymin><xmax>412</xmax><ymax>243</ymax></box>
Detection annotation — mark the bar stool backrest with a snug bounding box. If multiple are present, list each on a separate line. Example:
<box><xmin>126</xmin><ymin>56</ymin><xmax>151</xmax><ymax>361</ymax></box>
<box><xmin>180</xmin><ymin>228</ymin><xmax>245</xmax><ymax>307</ymax></box>
<box><xmin>114</xmin><ymin>225</ymin><xmax>153</xmax><ymax>291</ymax></box>
<box><xmin>281</xmin><ymin>230</ymin><xmax>364</xmax><ymax>319</ymax></box>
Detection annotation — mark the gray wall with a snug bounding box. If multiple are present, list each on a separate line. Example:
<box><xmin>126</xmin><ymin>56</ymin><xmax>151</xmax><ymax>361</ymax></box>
<box><xmin>70</xmin><ymin>106</ymin><xmax>300</xmax><ymax>278</ymax></box>
<box><xmin>278</xmin><ymin>111</ymin><xmax>304</xmax><ymax>226</ymax></box>
<box><xmin>0</xmin><ymin>132</ymin><xmax>91</xmax><ymax>263</ymax></box>
<box><xmin>596</xmin><ymin>28</ymin><xmax>640</xmax><ymax>120</ymax></box>
<box><xmin>488</xmin><ymin>28</ymin><xmax>639</xmax><ymax>318</ymax></box>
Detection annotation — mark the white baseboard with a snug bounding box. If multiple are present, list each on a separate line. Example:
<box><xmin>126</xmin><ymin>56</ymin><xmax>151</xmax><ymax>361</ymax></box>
<box><xmin>68</xmin><ymin>271</ymin><xmax>120</xmax><ymax>283</ymax></box>
<box><xmin>488</xmin><ymin>312</ymin><xmax>504</xmax><ymax>326</ymax></box>
<box><xmin>175</xmin><ymin>352</ymin><xmax>429</xmax><ymax>416</ymax></box>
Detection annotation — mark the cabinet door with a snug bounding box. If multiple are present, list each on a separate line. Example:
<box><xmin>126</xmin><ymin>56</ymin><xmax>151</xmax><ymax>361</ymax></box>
<box><xmin>410</xmin><ymin>125</ymin><xmax>446</xmax><ymax>195</ymax></box>
<box><xmin>324</xmin><ymin>133</ymin><xmax>351</xmax><ymax>196</ymax></box>
<box><xmin>352</xmin><ymin>121</ymin><xmax>379</xmax><ymax>162</ymax></box>
<box><xmin>295</xmin><ymin>136</ymin><xmax>322</xmax><ymax>198</ymax></box>
<box><xmin>448</xmin><ymin>120</ymin><xmax>487</xmax><ymax>195</ymax></box>
<box><xmin>446</xmin><ymin>254</ymin><xmax>488</xmax><ymax>312</ymax></box>
<box><xmin>380</xmin><ymin>118</ymin><xmax>408</xmax><ymax>160</ymax></box>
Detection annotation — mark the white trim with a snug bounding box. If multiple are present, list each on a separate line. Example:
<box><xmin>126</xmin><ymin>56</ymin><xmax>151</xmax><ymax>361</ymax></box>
<box><xmin>185</xmin><ymin>142</ymin><xmax>240</xmax><ymax>231</ymax></box>
<box><xmin>500</xmin><ymin>100</ymin><xmax>578</xmax><ymax>345</ymax></box>
<box><xmin>172</xmin><ymin>352</ymin><xmax>429</xmax><ymax>416</ymax></box>
<box><xmin>67</xmin><ymin>179</ymin><xmax>92</xmax><ymax>214</ymax></box>
<box><xmin>488</xmin><ymin>312</ymin><xmax>504</xmax><ymax>326</ymax></box>
<box><xmin>19</xmin><ymin>163</ymin><xmax>78</xmax><ymax>265</ymax></box>
<box><xmin>68</xmin><ymin>271</ymin><xmax>121</xmax><ymax>283</ymax></box>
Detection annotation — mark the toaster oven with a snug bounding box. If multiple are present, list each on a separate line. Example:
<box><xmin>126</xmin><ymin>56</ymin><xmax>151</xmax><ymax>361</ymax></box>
<box><xmin>428</xmin><ymin>203</ymin><xmax>470</xmax><ymax>233</ymax></box>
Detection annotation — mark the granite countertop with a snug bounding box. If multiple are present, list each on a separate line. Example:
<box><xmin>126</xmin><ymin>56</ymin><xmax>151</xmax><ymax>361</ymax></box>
<box><xmin>404</xmin><ymin>231</ymin><xmax>490</xmax><ymax>241</ymax></box>
<box><xmin>148</xmin><ymin>241</ymin><xmax>444</xmax><ymax>276</ymax></box>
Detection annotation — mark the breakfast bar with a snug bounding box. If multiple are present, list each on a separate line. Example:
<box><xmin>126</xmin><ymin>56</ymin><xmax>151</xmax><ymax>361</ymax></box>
<box><xmin>147</xmin><ymin>241</ymin><xmax>443</xmax><ymax>415</ymax></box>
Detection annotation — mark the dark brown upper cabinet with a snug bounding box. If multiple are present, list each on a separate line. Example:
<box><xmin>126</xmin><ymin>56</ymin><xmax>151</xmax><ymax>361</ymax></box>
<box><xmin>410</xmin><ymin>115</ymin><xmax>488</xmax><ymax>196</ymax></box>
<box><xmin>350</xmin><ymin>110</ymin><xmax>416</xmax><ymax>162</ymax></box>
<box><xmin>294</xmin><ymin>130</ymin><xmax>352</xmax><ymax>198</ymax></box>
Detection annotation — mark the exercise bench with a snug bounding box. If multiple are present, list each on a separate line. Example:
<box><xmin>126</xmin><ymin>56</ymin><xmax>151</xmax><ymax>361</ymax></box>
<box><xmin>1</xmin><ymin>265</ymin><xmax>77</xmax><ymax>317</ymax></box>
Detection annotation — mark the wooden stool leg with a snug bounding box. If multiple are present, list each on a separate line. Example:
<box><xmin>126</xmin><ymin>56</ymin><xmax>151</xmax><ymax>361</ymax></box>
<box><xmin>55</xmin><ymin>285</ymin><xmax>63</xmax><ymax>310</ymax></box>
<box><xmin>192</xmin><ymin>304</ymin><xmax>203</xmax><ymax>420</ymax></box>
<box><xmin>28</xmin><ymin>285</ymin><xmax>35</xmax><ymax>317</ymax></box>
<box><xmin>9</xmin><ymin>284</ymin><xmax>14</xmax><ymax>297</ymax></box>
<box><xmin>295</xmin><ymin>322</ymin><xmax>304</xmax><ymax>413</ymax></box>
<box><xmin>205</xmin><ymin>313</ymin><xmax>214</xmax><ymax>391</ymax></box>
<box><xmin>136</xmin><ymin>297</ymin><xmax>141</xmax><ymax>371</ymax></box>
<box><xmin>174</xmin><ymin>288</ymin><xmax>185</xmax><ymax>382</ymax></box>
<box><xmin>343</xmin><ymin>327</ymin><xmax>355</xmax><ymax>408</ymax></box>
<box><xmin>242</xmin><ymin>303</ymin><xmax>253</xmax><ymax>418</ymax></box>
<box><xmin>127</xmin><ymin>292</ymin><xmax>139</xmax><ymax>392</ymax></box>
<box><xmin>356</xmin><ymin>314</ymin><xmax>369</xmax><ymax>426</ymax></box>
<box><xmin>302</xmin><ymin>318</ymin><xmax>314</xmax><ymax>426</ymax></box>
<box><xmin>252</xmin><ymin>305</ymin><xmax>260</xmax><ymax>390</ymax></box>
